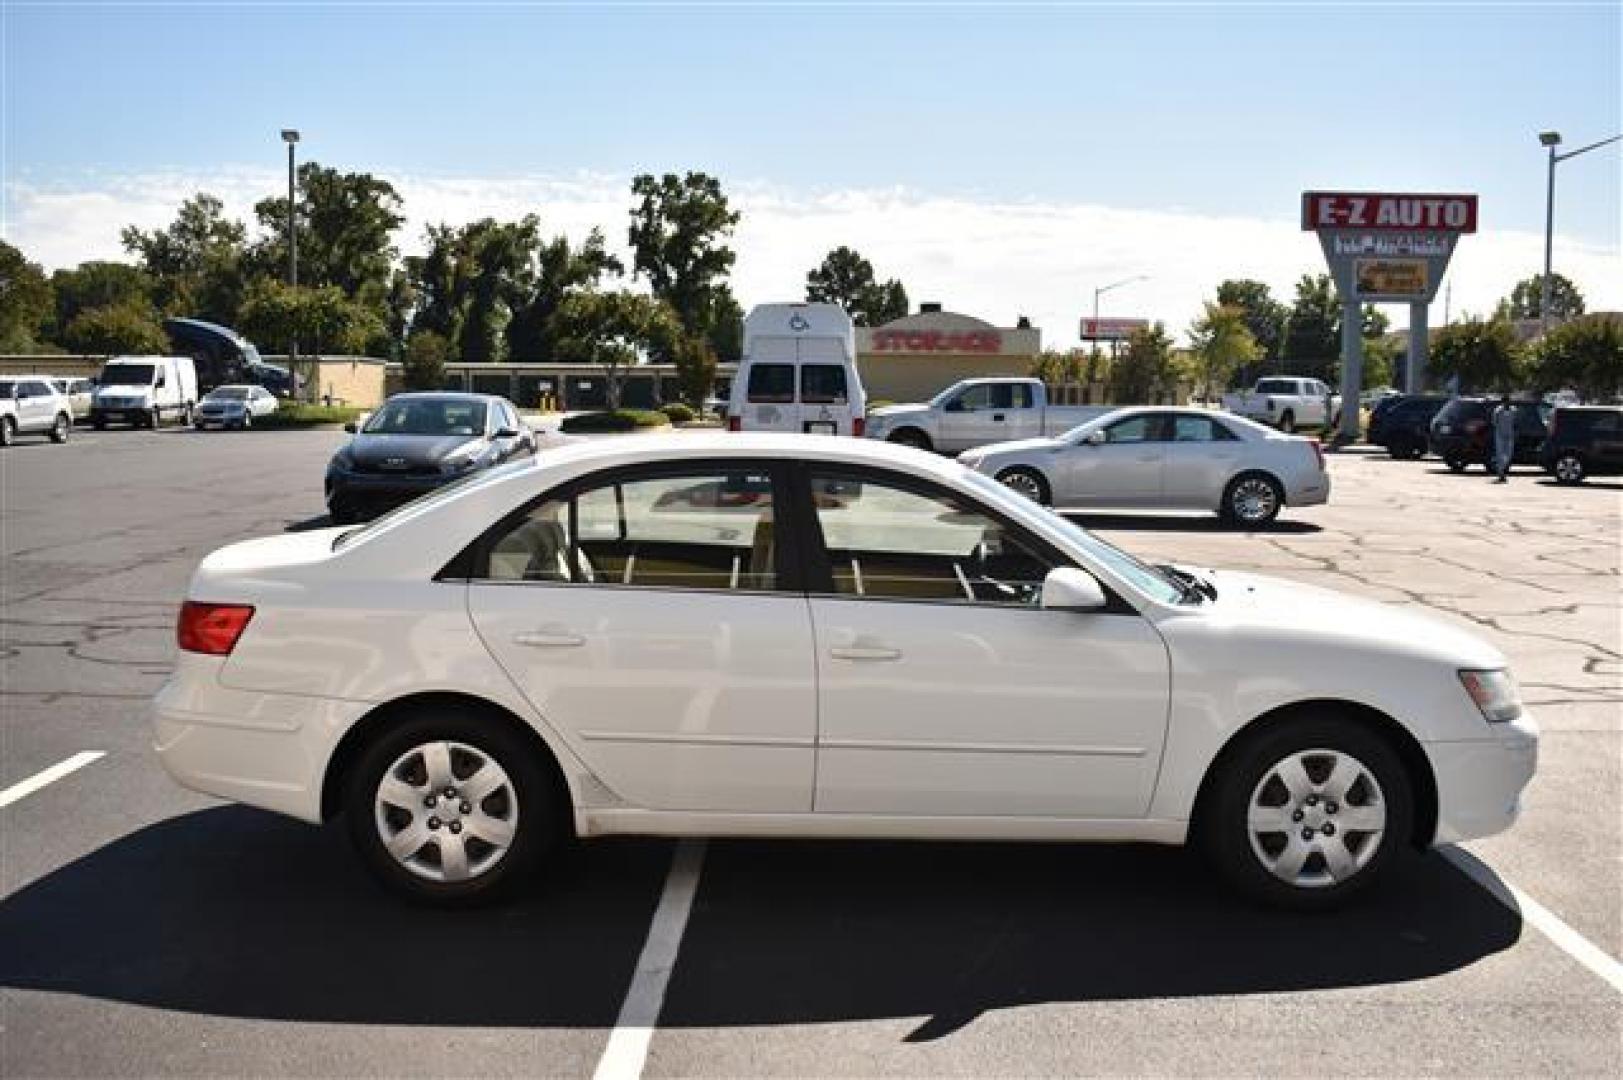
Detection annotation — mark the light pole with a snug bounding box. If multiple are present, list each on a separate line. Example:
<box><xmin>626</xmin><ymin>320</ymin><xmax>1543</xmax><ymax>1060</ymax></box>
<box><xmin>1539</xmin><ymin>129</ymin><xmax>1621</xmax><ymax>331</ymax></box>
<box><xmin>280</xmin><ymin>129</ymin><xmax>301</xmax><ymax>397</ymax></box>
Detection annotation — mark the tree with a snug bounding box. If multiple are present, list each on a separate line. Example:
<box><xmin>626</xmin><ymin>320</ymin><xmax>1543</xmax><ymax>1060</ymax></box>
<box><xmin>120</xmin><ymin>193</ymin><xmax>246</xmax><ymax>321</ymax></box>
<box><xmin>1106</xmin><ymin>323</ymin><xmax>1178</xmax><ymax>404</ymax></box>
<box><xmin>552</xmin><ymin>291</ymin><xmax>684</xmax><ymax>410</ymax></box>
<box><xmin>1428</xmin><ymin>318</ymin><xmax>1524</xmax><ymax>393</ymax></box>
<box><xmin>506</xmin><ymin>228</ymin><xmax>624</xmax><ymax>362</ymax></box>
<box><xmin>805</xmin><ymin>246</ymin><xmax>910</xmax><ymax>326</ymax></box>
<box><xmin>1215</xmin><ymin>279</ymin><xmax>1287</xmax><ymax>379</ymax></box>
<box><xmin>456</xmin><ymin>217</ymin><xmax>540</xmax><ymax>365</ymax></box>
<box><xmin>237</xmin><ymin>281</ymin><xmax>383</xmax><ymax>359</ymax></box>
<box><xmin>1188</xmin><ymin>302</ymin><xmax>1260</xmax><ymax>401</ymax></box>
<box><xmin>0</xmin><ymin>240</ymin><xmax>54</xmax><ymax>352</ymax></box>
<box><xmin>401</xmin><ymin>330</ymin><xmax>449</xmax><ymax>391</ymax></box>
<box><xmin>1528</xmin><ymin>316</ymin><xmax>1623</xmax><ymax>400</ymax></box>
<box><xmin>1029</xmin><ymin>349</ymin><xmax>1083</xmax><ymax>387</ymax></box>
<box><xmin>62</xmin><ymin>303</ymin><xmax>169</xmax><ymax>355</ymax></box>
<box><xmin>628</xmin><ymin>171</ymin><xmax>742</xmax><ymax>362</ymax></box>
<box><xmin>1495</xmin><ymin>273</ymin><xmax>1585</xmax><ymax>322</ymax></box>
<box><xmin>49</xmin><ymin>261</ymin><xmax>155</xmax><ymax>336</ymax></box>
<box><xmin>1280</xmin><ymin>274</ymin><xmax>1341</xmax><ymax>382</ymax></box>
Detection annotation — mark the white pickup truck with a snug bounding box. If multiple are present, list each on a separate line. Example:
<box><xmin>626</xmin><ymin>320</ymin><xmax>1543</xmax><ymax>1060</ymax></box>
<box><xmin>1221</xmin><ymin>377</ymin><xmax>1339</xmax><ymax>433</ymax></box>
<box><xmin>864</xmin><ymin>377</ymin><xmax>1110</xmax><ymax>453</ymax></box>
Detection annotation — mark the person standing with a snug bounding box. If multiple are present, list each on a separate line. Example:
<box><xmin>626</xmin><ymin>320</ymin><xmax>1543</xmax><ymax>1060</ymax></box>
<box><xmin>1491</xmin><ymin>395</ymin><xmax>1517</xmax><ymax>483</ymax></box>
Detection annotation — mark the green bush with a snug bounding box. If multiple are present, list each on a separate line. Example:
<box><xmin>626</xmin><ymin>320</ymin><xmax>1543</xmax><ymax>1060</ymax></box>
<box><xmin>254</xmin><ymin>403</ymin><xmax>365</xmax><ymax>428</ymax></box>
<box><xmin>659</xmin><ymin>402</ymin><xmax>696</xmax><ymax>424</ymax></box>
<box><xmin>560</xmin><ymin>408</ymin><xmax>671</xmax><ymax>434</ymax></box>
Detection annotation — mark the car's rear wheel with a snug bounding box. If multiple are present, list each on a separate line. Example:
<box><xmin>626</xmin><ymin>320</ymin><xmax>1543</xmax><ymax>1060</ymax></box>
<box><xmin>996</xmin><ymin>466</ymin><xmax>1051</xmax><ymax>506</ymax></box>
<box><xmin>241</xmin><ymin>413</ymin><xmax>253</xmax><ymax>431</ymax></box>
<box><xmin>1</xmin><ymin>417</ymin><xmax>15</xmax><ymax>447</ymax></box>
<box><xmin>146</xmin><ymin>407</ymin><xmax>161</xmax><ymax>429</ymax></box>
<box><xmin>1200</xmin><ymin>716</ymin><xmax>1412</xmax><ymax>909</ymax></box>
<box><xmin>1444</xmin><ymin>454</ymin><xmax>1467</xmax><ymax>473</ymax></box>
<box><xmin>1553</xmin><ymin>452</ymin><xmax>1586</xmax><ymax>485</ymax></box>
<box><xmin>345</xmin><ymin>705</ymin><xmax>556</xmax><ymax>905</ymax></box>
<box><xmin>50</xmin><ymin>413</ymin><xmax>70</xmax><ymax>443</ymax></box>
<box><xmin>1221</xmin><ymin>471</ymin><xmax>1283</xmax><ymax>527</ymax></box>
<box><xmin>888</xmin><ymin>428</ymin><xmax>932</xmax><ymax>452</ymax></box>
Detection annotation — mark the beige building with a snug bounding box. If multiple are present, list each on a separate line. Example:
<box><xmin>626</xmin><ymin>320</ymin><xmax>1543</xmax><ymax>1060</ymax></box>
<box><xmin>856</xmin><ymin>305</ymin><xmax>1041</xmax><ymax>403</ymax></box>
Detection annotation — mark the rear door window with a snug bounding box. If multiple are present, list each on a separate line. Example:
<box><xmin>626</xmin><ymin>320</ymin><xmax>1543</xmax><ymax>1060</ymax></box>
<box><xmin>746</xmin><ymin>364</ymin><xmax>795</xmax><ymax>404</ymax></box>
<box><xmin>799</xmin><ymin>364</ymin><xmax>848</xmax><ymax>404</ymax></box>
<box><xmin>1256</xmin><ymin>379</ymin><xmax>1294</xmax><ymax>394</ymax></box>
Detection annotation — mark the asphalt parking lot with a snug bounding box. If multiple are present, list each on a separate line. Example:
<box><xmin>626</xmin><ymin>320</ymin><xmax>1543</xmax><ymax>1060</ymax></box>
<box><xmin>2</xmin><ymin>426</ymin><xmax>1619</xmax><ymax>1077</ymax></box>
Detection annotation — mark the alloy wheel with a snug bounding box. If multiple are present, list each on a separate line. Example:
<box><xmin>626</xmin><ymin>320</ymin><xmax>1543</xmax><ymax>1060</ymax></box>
<box><xmin>1246</xmin><ymin>748</ymin><xmax>1386</xmax><ymax>889</ymax></box>
<box><xmin>1554</xmin><ymin>454</ymin><xmax>1585</xmax><ymax>484</ymax></box>
<box><xmin>373</xmin><ymin>740</ymin><xmax>519</xmax><ymax>884</ymax></box>
<box><xmin>1230</xmin><ymin>477</ymin><xmax>1279</xmax><ymax>524</ymax></box>
<box><xmin>998</xmin><ymin>470</ymin><xmax>1046</xmax><ymax>504</ymax></box>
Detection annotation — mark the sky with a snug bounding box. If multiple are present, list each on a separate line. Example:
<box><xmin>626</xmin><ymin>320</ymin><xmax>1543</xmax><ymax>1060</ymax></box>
<box><xmin>3</xmin><ymin>1</ymin><xmax>1619</xmax><ymax>347</ymax></box>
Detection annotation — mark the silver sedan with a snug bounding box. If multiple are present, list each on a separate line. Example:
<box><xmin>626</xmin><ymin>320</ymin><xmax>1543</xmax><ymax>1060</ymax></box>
<box><xmin>958</xmin><ymin>407</ymin><xmax>1331</xmax><ymax>525</ymax></box>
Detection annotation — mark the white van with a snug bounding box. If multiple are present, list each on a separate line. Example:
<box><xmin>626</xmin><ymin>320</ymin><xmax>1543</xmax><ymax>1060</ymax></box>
<box><xmin>92</xmin><ymin>355</ymin><xmax>199</xmax><ymax>429</ymax></box>
<box><xmin>728</xmin><ymin>302</ymin><xmax>867</xmax><ymax>436</ymax></box>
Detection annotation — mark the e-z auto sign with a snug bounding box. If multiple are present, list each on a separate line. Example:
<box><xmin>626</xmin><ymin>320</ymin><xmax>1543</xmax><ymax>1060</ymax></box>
<box><xmin>1302</xmin><ymin>192</ymin><xmax>1478</xmax><ymax>233</ymax></box>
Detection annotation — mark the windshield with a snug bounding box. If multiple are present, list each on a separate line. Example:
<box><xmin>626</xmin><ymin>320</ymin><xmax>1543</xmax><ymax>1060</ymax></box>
<box><xmin>0</xmin><ymin>380</ymin><xmax>14</xmax><ymax>397</ymax></box>
<box><xmin>207</xmin><ymin>387</ymin><xmax>250</xmax><ymax>400</ymax></box>
<box><xmin>362</xmin><ymin>398</ymin><xmax>488</xmax><ymax>436</ymax></box>
<box><xmin>101</xmin><ymin>363</ymin><xmax>155</xmax><ymax>385</ymax></box>
<box><xmin>957</xmin><ymin>469</ymin><xmax>1185</xmax><ymax>605</ymax></box>
<box><xmin>928</xmin><ymin>381</ymin><xmax>971</xmax><ymax>408</ymax></box>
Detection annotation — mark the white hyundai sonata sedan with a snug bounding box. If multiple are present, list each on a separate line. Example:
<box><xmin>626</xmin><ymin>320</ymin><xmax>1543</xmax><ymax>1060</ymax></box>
<box><xmin>154</xmin><ymin>434</ymin><xmax>1535</xmax><ymax>908</ymax></box>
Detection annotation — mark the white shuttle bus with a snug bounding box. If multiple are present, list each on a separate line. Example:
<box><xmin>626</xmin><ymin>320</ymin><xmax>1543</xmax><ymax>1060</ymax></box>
<box><xmin>728</xmin><ymin>302</ymin><xmax>867</xmax><ymax>436</ymax></box>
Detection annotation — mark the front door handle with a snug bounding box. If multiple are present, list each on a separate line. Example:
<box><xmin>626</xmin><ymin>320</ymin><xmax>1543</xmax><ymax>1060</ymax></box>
<box><xmin>830</xmin><ymin>641</ymin><xmax>903</xmax><ymax>661</ymax></box>
<box><xmin>992</xmin><ymin>413</ymin><xmax>1006</xmax><ymax>421</ymax></box>
<box><xmin>513</xmin><ymin>629</ymin><xmax>585</xmax><ymax>648</ymax></box>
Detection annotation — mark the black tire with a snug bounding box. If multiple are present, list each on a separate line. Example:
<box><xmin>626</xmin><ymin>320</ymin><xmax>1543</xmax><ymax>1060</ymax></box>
<box><xmin>1220</xmin><ymin>471</ymin><xmax>1284</xmax><ymax>527</ymax></box>
<box><xmin>1444</xmin><ymin>455</ymin><xmax>1467</xmax><ymax>473</ymax></box>
<box><xmin>147</xmin><ymin>407</ymin><xmax>161</xmax><ymax>430</ymax></box>
<box><xmin>1199</xmin><ymin>714</ymin><xmax>1414</xmax><ymax>910</ymax></box>
<box><xmin>344</xmin><ymin>703</ymin><xmax>559</xmax><ymax>906</ymax></box>
<box><xmin>49</xmin><ymin>413</ymin><xmax>70</xmax><ymax>443</ymax></box>
<box><xmin>1552</xmin><ymin>452</ymin><xmax>1586</xmax><ymax>485</ymax></box>
<box><xmin>1</xmin><ymin>416</ymin><xmax>15</xmax><ymax>447</ymax></box>
<box><xmin>996</xmin><ymin>466</ymin><xmax>1051</xmax><ymax>506</ymax></box>
<box><xmin>327</xmin><ymin>501</ymin><xmax>355</xmax><ymax>526</ymax></box>
<box><xmin>92</xmin><ymin>416</ymin><xmax>106</xmax><ymax>431</ymax></box>
<box><xmin>241</xmin><ymin>413</ymin><xmax>253</xmax><ymax>431</ymax></box>
<box><xmin>888</xmin><ymin>428</ymin><xmax>933</xmax><ymax>452</ymax></box>
<box><xmin>1277</xmin><ymin>410</ymin><xmax>1296</xmax><ymax>434</ymax></box>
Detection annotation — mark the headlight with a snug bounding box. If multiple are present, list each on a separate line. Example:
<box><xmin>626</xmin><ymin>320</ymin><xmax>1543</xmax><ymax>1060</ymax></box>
<box><xmin>1459</xmin><ymin>669</ymin><xmax>1522</xmax><ymax>724</ymax></box>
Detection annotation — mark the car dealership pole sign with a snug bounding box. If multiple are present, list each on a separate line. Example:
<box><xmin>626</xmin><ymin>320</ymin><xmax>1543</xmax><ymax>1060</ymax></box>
<box><xmin>1302</xmin><ymin>191</ymin><xmax>1477</xmax><ymax>440</ymax></box>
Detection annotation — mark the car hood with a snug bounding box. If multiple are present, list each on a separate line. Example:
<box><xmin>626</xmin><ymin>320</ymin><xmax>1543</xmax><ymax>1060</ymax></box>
<box><xmin>342</xmin><ymin>433</ymin><xmax>485</xmax><ymax>466</ymax></box>
<box><xmin>870</xmin><ymin>404</ymin><xmax>930</xmax><ymax>421</ymax></box>
<box><xmin>961</xmin><ymin>436</ymin><xmax>1068</xmax><ymax>462</ymax></box>
<box><xmin>1192</xmin><ymin>568</ymin><xmax>1504</xmax><ymax>669</ymax></box>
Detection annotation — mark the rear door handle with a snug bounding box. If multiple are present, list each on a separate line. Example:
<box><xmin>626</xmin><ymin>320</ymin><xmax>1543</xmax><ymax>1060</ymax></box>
<box><xmin>513</xmin><ymin>629</ymin><xmax>585</xmax><ymax>648</ymax></box>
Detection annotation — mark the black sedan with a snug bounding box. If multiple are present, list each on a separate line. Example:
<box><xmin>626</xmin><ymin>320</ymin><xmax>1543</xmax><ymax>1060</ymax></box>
<box><xmin>325</xmin><ymin>393</ymin><xmax>535</xmax><ymax>523</ymax></box>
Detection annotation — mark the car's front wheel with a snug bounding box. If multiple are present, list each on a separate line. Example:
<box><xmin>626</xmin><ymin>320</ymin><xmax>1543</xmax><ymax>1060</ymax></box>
<box><xmin>1277</xmin><ymin>410</ymin><xmax>1296</xmax><ymax>434</ymax></box>
<box><xmin>50</xmin><ymin>413</ymin><xmax>70</xmax><ymax>443</ymax></box>
<box><xmin>1201</xmin><ymin>716</ymin><xmax>1412</xmax><ymax>909</ymax></box>
<box><xmin>1</xmin><ymin>417</ymin><xmax>15</xmax><ymax>447</ymax></box>
<box><xmin>1444</xmin><ymin>454</ymin><xmax>1468</xmax><ymax>473</ymax></box>
<box><xmin>996</xmin><ymin>466</ymin><xmax>1051</xmax><ymax>506</ymax></box>
<box><xmin>1553</xmin><ymin>452</ymin><xmax>1586</xmax><ymax>485</ymax></box>
<box><xmin>888</xmin><ymin>428</ymin><xmax>932</xmax><ymax>452</ymax></box>
<box><xmin>345</xmin><ymin>705</ymin><xmax>557</xmax><ymax>905</ymax></box>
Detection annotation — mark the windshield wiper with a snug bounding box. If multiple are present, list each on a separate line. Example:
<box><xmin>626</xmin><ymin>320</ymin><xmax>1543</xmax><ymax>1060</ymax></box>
<box><xmin>1157</xmin><ymin>564</ymin><xmax>1217</xmax><ymax>603</ymax></box>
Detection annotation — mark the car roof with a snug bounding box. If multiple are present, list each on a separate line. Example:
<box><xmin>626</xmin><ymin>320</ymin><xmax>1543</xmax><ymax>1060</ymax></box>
<box><xmin>384</xmin><ymin>392</ymin><xmax>504</xmax><ymax>404</ymax></box>
<box><xmin>1554</xmin><ymin>404</ymin><xmax>1622</xmax><ymax>412</ymax></box>
<box><xmin>529</xmin><ymin>432</ymin><xmax>967</xmax><ymax>481</ymax></box>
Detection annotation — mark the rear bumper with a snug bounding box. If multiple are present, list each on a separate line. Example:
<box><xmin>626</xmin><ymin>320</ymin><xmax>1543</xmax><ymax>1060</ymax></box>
<box><xmin>1427</xmin><ymin>712</ymin><xmax>1539</xmax><ymax>845</ymax></box>
<box><xmin>151</xmin><ymin>658</ymin><xmax>368</xmax><ymax>824</ymax></box>
<box><xmin>1288</xmin><ymin>474</ymin><xmax>1331</xmax><ymax>507</ymax></box>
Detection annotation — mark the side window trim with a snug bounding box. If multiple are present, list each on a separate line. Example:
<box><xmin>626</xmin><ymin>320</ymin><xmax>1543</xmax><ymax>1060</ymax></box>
<box><xmin>445</xmin><ymin>457</ymin><xmax>807</xmax><ymax>594</ymax></box>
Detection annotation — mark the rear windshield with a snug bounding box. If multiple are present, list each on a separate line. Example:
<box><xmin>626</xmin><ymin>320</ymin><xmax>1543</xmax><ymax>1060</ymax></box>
<box><xmin>101</xmin><ymin>363</ymin><xmax>156</xmax><ymax>385</ymax></box>
<box><xmin>1255</xmin><ymin>379</ymin><xmax>1298</xmax><ymax>394</ymax></box>
<box><xmin>746</xmin><ymin>364</ymin><xmax>795</xmax><ymax>404</ymax></box>
<box><xmin>799</xmin><ymin>364</ymin><xmax>848</xmax><ymax>404</ymax></box>
<box><xmin>207</xmin><ymin>387</ymin><xmax>250</xmax><ymax>400</ymax></box>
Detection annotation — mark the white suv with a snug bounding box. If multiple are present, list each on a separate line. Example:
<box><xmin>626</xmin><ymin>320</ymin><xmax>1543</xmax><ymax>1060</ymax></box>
<box><xmin>0</xmin><ymin>376</ymin><xmax>74</xmax><ymax>447</ymax></box>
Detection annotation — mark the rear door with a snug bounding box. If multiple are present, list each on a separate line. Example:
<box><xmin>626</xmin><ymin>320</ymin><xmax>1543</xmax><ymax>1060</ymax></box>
<box><xmin>797</xmin><ymin>355</ymin><xmax>851</xmax><ymax>436</ymax></box>
<box><xmin>1587</xmin><ymin>410</ymin><xmax>1623</xmax><ymax>470</ymax></box>
<box><xmin>1161</xmin><ymin>414</ymin><xmax>1245</xmax><ymax>507</ymax></box>
<box><xmin>466</xmin><ymin>460</ymin><xmax>818</xmax><ymax>812</ymax></box>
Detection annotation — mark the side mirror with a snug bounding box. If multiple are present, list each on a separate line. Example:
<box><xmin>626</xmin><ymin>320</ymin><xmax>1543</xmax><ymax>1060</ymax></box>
<box><xmin>493</xmin><ymin>427</ymin><xmax>518</xmax><ymax>439</ymax></box>
<box><xmin>1084</xmin><ymin>429</ymin><xmax>1108</xmax><ymax>446</ymax></box>
<box><xmin>1040</xmin><ymin>567</ymin><xmax>1107</xmax><ymax>612</ymax></box>
<box><xmin>343</xmin><ymin>422</ymin><xmax>358</xmax><ymax>434</ymax></box>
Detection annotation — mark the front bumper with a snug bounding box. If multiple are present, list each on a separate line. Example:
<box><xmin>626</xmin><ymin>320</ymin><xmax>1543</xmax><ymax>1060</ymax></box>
<box><xmin>152</xmin><ymin>656</ymin><xmax>369</xmax><ymax>824</ymax></box>
<box><xmin>326</xmin><ymin>469</ymin><xmax>457</xmax><ymax>518</ymax></box>
<box><xmin>1427</xmin><ymin>712</ymin><xmax>1539</xmax><ymax>845</ymax></box>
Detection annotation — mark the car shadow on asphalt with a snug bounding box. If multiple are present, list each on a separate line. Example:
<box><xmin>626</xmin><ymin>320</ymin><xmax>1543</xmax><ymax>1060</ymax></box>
<box><xmin>0</xmin><ymin>808</ymin><xmax>1520</xmax><ymax>1034</ymax></box>
<box><xmin>1062</xmin><ymin>513</ymin><xmax>1323</xmax><ymax>534</ymax></box>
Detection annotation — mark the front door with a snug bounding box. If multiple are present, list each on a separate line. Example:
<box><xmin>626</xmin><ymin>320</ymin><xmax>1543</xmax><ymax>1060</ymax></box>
<box><xmin>1056</xmin><ymin>412</ymin><xmax>1168</xmax><ymax>507</ymax></box>
<box><xmin>467</xmin><ymin>462</ymin><xmax>817</xmax><ymax>813</ymax></box>
<box><xmin>801</xmin><ymin>467</ymin><xmax>1171</xmax><ymax>818</ymax></box>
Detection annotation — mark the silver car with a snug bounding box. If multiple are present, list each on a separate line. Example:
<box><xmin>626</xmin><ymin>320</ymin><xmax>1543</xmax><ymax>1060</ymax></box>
<box><xmin>958</xmin><ymin>407</ymin><xmax>1331</xmax><ymax>526</ymax></box>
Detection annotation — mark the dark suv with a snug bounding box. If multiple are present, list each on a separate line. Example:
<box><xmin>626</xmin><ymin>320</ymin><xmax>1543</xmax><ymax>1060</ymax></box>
<box><xmin>1429</xmin><ymin>397</ymin><xmax>1549</xmax><ymax>473</ymax></box>
<box><xmin>1367</xmin><ymin>394</ymin><xmax>1448</xmax><ymax>459</ymax></box>
<box><xmin>1541</xmin><ymin>406</ymin><xmax>1623</xmax><ymax>485</ymax></box>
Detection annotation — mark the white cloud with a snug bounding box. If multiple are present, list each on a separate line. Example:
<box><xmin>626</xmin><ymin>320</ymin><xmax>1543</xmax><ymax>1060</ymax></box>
<box><xmin>5</xmin><ymin>168</ymin><xmax>1618</xmax><ymax>347</ymax></box>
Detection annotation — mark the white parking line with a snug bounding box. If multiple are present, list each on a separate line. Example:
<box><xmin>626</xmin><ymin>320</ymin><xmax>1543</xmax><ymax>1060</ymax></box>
<box><xmin>0</xmin><ymin>751</ymin><xmax>106</xmax><ymax>809</ymax></box>
<box><xmin>593</xmin><ymin>839</ymin><xmax>707</xmax><ymax>1080</ymax></box>
<box><xmin>1442</xmin><ymin>846</ymin><xmax>1623</xmax><ymax>994</ymax></box>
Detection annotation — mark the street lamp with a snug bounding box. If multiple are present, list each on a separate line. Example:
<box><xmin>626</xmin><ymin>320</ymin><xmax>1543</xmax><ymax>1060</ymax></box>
<box><xmin>1091</xmin><ymin>274</ymin><xmax>1149</xmax><ymax>344</ymax></box>
<box><xmin>1539</xmin><ymin>129</ymin><xmax>1621</xmax><ymax>331</ymax></box>
<box><xmin>280</xmin><ymin>129</ymin><xmax>300</xmax><ymax>396</ymax></box>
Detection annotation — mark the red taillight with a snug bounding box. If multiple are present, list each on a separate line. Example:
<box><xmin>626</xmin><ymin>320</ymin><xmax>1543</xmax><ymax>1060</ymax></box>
<box><xmin>727</xmin><ymin>415</ymin><xmax>741</xmax><ymax>432</ymax></box>
<box><xmin>852</xmin><ymin>416</ymin><xmax>866</xmax><ymax>438</ymax></box>
<box><xmin>177</xmin><ymin>602</ymin><xmax>255</xmax><ymax>656</ymax></box>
